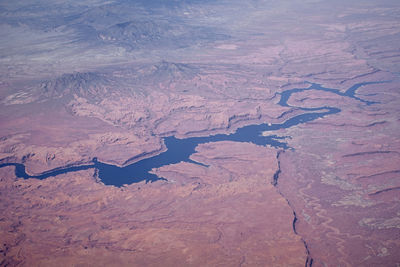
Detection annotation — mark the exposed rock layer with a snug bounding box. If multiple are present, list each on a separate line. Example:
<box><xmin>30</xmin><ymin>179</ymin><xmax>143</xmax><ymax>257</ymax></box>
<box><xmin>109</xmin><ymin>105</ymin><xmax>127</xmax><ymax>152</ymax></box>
<box><xmin>0</xmin><ymin>142</ymin><xmax>306</xmax><ymax>266</ymax></box>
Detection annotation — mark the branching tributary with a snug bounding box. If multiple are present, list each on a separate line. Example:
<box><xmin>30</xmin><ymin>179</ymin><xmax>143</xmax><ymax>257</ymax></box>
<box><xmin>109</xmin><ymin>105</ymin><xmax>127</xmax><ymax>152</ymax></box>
<box><xmin>0</xmin><ymin>81</ymin><xmax>382</xmax><ymax>186</ymax></box>
<box><xmin>268</xmin><ymin>81</ymin><xmax>383</xmax><ymax>266</ymax></box>
<box><xmin>0</xmin><ymin>81</ymin><xmax>384</xmax><ymax>266</ymax></box>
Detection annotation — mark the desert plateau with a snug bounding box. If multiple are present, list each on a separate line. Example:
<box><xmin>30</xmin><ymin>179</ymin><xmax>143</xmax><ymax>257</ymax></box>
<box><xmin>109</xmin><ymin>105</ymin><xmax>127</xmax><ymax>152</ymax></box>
<box><xmin>1</xmin><ymin>0</ymin><xmax>400</xmax><ymax>266</ymax></box>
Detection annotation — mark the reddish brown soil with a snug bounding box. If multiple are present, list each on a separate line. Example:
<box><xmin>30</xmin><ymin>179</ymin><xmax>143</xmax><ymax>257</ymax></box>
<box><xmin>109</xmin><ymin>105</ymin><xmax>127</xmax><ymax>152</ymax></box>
<box><xmin>273</xmin><ymin>81</ymin><xmax>400</xmax><ymax>266</ymax></box>
<box><xmin>1</xmin><ymin>1</ymin><xmax>400</xmax><ymax>266</ymax></box>
<box><xmin>0</xmin><ymin>142</ymin><xmax>306</xmax><ymax>266</ymax></box>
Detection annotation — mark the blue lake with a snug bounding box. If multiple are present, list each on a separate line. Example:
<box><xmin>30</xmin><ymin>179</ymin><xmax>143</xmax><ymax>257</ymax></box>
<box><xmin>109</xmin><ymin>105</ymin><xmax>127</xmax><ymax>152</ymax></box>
<box><xmin>0</xmin><ymin>82</ymin><xmax>382</xmax><ymax>186</ymax></box>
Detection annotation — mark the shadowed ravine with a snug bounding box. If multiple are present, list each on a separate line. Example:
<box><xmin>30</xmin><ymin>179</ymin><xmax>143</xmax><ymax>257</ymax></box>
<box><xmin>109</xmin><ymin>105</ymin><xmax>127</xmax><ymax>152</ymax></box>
<box><xmin>0</xmin><ymin>82</ymin><xmax>382</xmax><ymax>187</ymax></box>
<box><xmin>0</xmin><ymin>81</ymin><xmax>384</xmax><ymax>267</ymax></box>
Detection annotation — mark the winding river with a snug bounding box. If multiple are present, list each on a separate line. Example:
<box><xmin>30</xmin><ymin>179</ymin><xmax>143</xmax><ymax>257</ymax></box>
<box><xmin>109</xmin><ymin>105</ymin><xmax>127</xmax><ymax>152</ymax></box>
<box><xmin>0</xmin><ymin>82</ymin><xmax>382</xmax><ymax>186</ymax></box>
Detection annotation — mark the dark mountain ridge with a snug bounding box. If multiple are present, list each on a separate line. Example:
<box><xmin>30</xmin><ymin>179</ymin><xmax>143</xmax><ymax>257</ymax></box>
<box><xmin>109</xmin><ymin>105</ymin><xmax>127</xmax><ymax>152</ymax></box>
<box><xmin>38</xmin><ymin>72</ymin><xmax>112</xmax><ymax>101</ymax></box>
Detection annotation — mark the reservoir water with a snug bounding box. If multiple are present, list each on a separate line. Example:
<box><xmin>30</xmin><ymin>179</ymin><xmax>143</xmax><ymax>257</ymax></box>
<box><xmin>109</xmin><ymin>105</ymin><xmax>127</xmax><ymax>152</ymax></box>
<box><xmin>0</xmin><ymin>82</ymin><xmax>381</xmax><ymax>186</ymax></box>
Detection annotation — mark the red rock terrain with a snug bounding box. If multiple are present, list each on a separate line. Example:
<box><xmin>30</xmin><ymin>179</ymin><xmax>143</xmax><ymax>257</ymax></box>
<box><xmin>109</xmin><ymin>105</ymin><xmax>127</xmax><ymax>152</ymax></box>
<box><xmin>272</xmin><ymin>80</ymin><xmax>400</xmax><ymax>266</ymax></box>
<box><xmin>1</xmin><ymin>0</ymin><xmax>400</xmax><ymax>266</ymax></box>
<box><xmin>0</xmin><ymin>142</ymin><xmax>306</xmax><ymax>266</ymax></box>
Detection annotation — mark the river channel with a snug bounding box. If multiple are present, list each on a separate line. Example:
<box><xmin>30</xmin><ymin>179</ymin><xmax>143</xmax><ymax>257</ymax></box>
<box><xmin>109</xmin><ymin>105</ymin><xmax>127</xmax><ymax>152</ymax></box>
<box><xmin>0</xmin><ymin>82</ymin><xmax>381</xmax><ymax>186</ymax></box>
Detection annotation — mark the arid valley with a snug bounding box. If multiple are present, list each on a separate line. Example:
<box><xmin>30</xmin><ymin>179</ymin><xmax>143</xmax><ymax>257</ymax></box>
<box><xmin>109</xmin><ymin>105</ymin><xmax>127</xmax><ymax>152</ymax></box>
<box><xmin>1</xmin><ymin>0</ymin><xmax>400</xmax><ymax>266</ymax></box>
